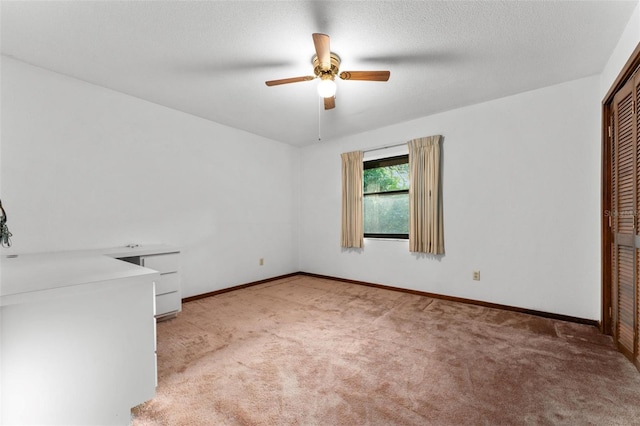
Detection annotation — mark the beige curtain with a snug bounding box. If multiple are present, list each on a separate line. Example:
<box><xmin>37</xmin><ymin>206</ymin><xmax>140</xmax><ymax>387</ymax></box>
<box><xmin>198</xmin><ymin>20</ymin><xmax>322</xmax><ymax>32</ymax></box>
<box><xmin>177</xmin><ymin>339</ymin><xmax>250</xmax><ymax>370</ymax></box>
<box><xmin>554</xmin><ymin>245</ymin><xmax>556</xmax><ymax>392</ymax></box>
<box><xmin>341</xmin><ymin>151</ymin><xmax>364</xmax><ymax>248</ymax></box>
<box><xmin>408</xmin><ymin>136</ymin><xmax>444</xmax><ymax>254</ymax></box>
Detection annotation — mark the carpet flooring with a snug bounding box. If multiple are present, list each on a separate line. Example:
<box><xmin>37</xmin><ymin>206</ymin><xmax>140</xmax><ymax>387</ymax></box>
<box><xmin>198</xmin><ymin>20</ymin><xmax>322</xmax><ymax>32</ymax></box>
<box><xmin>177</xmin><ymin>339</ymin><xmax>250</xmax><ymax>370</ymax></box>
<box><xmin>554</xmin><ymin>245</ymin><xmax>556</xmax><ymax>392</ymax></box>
<box><xmin>132</xmin><ymin>275</ymin><xmax>640</xmax><ymax>425</ymax></box>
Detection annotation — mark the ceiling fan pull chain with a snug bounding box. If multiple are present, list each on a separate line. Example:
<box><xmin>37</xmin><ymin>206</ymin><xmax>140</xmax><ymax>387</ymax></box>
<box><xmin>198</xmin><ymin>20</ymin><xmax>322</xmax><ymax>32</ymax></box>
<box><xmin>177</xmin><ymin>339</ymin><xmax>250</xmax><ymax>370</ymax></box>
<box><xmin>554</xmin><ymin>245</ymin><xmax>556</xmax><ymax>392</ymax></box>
<box><xmin>318</xmin><ymin>95</ymin><xmax>322</xmax><ymax>141</ymax></box>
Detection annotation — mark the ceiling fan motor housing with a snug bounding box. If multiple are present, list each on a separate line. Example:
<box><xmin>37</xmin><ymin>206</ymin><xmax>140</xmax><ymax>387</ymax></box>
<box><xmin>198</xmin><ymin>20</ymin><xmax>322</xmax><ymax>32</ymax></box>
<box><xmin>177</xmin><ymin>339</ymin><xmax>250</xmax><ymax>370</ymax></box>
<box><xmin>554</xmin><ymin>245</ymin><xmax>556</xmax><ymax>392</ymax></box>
<box><xmin>313</xmin><ymin>53</ymin><xmax>341</xmax><ymax>78</ymax></box>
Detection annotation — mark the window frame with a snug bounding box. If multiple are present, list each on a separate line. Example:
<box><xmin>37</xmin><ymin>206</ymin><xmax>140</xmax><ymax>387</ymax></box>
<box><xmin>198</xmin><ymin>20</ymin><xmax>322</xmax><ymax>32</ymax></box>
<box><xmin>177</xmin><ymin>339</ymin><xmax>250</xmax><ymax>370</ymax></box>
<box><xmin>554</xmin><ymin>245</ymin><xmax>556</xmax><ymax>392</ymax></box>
<box><xmin>363</xmin><ymin>154</ymin><xmax>410</xmax><ymax>240</ymax></box>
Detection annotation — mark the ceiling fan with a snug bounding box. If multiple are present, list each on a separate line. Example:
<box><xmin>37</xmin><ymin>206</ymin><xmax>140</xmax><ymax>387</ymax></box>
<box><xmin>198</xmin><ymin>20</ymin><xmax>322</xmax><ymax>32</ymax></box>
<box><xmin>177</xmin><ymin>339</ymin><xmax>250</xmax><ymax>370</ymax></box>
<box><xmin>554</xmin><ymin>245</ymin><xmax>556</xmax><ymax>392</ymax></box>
<box><xmin>265</xmin><ymin>33</ymin><xmax>390</xmax><ymax>110</ymax></box>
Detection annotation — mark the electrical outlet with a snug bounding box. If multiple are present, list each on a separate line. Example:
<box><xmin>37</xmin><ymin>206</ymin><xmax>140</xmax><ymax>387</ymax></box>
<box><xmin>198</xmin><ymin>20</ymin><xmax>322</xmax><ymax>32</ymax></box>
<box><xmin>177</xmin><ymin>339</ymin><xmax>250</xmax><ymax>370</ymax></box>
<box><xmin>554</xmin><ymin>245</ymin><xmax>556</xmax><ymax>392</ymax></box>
<box><xmin>473</xmin><ymin>270</ymin><xmax>480</xmax><ymax>281</ymax></box>
<box><xmin>259</xmin><ymin>258</ymin><xmax>264</xmax><ymax>266</ymax></box>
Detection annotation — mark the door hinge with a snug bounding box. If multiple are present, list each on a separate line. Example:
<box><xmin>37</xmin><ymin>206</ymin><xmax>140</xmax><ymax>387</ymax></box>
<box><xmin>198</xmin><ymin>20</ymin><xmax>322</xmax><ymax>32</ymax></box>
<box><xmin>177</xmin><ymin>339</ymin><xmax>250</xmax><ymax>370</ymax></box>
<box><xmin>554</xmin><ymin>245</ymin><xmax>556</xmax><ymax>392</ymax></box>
<box><xmin>609</xmin><ymin>215</ymin><xmax>612</xmax><ymax>228</ymax></box>
<box><xmin>608</xmin><ymin>125</ymin><xmax>612</xmax><ymax>138</ymax></box>
<box><xmin>609</xmin><ymin>306</ymin><xmax>612</xmax><ymax>319</ymax></box>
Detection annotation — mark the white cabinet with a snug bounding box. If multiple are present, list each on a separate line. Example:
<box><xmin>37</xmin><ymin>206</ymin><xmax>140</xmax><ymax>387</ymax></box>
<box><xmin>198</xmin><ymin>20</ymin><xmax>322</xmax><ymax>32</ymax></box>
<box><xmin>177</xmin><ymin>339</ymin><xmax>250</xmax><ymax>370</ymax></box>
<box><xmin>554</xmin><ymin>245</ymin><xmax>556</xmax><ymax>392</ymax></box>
<box><xmin>115</xmin><ymin>246</ymin><xmax>182</xmax><ymax>321</ymax></box>
<box><xmin>1</xmin><ymin>244</ymin><xmax>182</xmax><ymax>425</ymax></box>
<box><xmin>141</xmin><ymin>252</ymin><xmax>181</xmax><ymax>320</ymax></box>
<box><xmin>1</xmin><ymin>254</ymin><xmax>158</xmax><ymax>425</ymax></box>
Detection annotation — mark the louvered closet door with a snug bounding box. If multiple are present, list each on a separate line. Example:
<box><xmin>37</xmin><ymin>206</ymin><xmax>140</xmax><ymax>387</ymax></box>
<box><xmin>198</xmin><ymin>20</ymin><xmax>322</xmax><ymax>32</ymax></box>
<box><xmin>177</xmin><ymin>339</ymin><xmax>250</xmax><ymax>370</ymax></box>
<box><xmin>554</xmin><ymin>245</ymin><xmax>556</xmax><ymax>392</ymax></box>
<box><xmin>612</xmin><ymin>73</ymin><xmax>639</xmax><ymax>361</ymax></box>
<box><xmin>636</xmin><ymin>73</ymin><xmax>640</xmax><ymax>367</ymax></box>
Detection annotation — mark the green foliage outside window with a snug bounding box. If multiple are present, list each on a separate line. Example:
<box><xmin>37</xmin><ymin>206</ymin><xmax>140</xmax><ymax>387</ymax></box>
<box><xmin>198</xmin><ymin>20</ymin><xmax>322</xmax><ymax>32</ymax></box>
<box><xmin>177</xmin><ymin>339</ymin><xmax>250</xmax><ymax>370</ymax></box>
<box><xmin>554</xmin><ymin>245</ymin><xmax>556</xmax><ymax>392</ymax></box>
<box><xmin>364</xmin><ymin>164</ymin><xmax>409</xmax><ymax>193</ymax></box>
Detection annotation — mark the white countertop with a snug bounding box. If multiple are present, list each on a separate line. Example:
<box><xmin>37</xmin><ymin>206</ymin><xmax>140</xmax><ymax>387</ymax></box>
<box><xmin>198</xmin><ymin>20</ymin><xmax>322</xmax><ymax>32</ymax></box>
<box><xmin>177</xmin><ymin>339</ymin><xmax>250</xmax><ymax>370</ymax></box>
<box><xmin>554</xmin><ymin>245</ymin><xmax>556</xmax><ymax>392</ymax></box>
<box><xmin>0</xmin><ymin>244</ymin><xmax>179</xmax><ymax>306</ymax></box>
<box><xmin>102</xmin><ymin>244</ymin><xmax>180</xmax><ymax>258</ymax></box>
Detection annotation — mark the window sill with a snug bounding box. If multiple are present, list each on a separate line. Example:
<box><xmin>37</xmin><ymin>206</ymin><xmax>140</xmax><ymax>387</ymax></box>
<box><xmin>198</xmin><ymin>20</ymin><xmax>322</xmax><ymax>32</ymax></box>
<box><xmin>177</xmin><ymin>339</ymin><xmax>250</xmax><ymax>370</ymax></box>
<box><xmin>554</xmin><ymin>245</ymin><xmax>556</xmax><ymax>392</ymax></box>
<box><xmin>364</xmin><ymin>237</ymin><xmax>409</xmax><ymax>242</ymax></box>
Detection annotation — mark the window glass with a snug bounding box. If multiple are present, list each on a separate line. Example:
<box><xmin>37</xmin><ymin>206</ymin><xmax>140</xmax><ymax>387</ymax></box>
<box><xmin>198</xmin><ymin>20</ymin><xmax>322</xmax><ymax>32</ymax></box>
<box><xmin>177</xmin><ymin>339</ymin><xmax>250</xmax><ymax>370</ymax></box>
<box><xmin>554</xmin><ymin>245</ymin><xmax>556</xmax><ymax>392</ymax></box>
<box><xmin>363</xmin><ymin>155</ymin><xmax>409</xmax><ymax>239</ymax></box>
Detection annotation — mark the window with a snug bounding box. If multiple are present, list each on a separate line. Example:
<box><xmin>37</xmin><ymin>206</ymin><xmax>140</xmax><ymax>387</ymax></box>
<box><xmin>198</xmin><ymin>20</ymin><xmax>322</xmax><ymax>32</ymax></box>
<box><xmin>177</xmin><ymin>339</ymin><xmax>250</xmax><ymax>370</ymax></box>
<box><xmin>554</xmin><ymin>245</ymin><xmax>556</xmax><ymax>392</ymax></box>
<box><xmin>363</xmin><ymin>155</ymin><xmax>409</xmax><ymax>239</ymax></box>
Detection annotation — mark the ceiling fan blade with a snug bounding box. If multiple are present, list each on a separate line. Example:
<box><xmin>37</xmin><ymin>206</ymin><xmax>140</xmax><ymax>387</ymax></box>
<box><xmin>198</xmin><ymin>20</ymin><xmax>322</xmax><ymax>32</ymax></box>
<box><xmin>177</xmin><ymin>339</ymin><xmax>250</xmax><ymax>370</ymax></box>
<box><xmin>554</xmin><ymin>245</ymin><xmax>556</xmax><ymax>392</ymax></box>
<box><xmin>312</xmin><ymin>33</ymin><xmax>331</xmax><ymax>70</ymax></box>
<box><xmin>265</xmin><ymin>76</ymin><xmax>315</xmax><ymax>86</ymax></box>
<box><xmin>339</xmin><ymin>71</ymin><xmax>390</xmax><ymax>81</ymax></box>
<box><xmin>324</xmin><ymin>96</ymin><xmax>335</xmax><ymax>110</ymax></box>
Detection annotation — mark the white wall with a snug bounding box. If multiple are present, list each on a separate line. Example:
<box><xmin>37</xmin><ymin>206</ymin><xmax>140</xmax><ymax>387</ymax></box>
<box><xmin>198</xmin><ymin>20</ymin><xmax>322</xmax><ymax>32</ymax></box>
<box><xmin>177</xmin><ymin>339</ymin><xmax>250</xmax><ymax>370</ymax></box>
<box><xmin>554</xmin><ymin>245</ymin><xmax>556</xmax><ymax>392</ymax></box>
<box><xmin>299</xmin><ymin>75</ymin><xmax>601</xmax><ymax>320</ymax></box>
<box><xmin>0</xmin><ymin>57</ymin><xmax>299</xmax><ymax>298</ymax></box>
<box><xmin>600</xmin><ymin>1</ymin><xmax>640</xmax><ymax>97</ymax></box>
<box><xmin>2</xmin><ymin>36</ymin><xmax>627</xmax><ymax>319</ymax></box>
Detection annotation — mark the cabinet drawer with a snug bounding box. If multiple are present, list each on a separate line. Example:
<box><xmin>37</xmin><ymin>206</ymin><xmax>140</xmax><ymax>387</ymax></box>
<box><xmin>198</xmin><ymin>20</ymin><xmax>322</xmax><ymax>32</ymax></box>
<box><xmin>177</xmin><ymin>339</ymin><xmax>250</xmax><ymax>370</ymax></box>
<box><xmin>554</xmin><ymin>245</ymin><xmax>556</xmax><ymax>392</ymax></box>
<box><xmin>156</xmin><ymin>291</ymin><xmax>181</xmax><ymax>317</ymax></box>
<box><xmin>155</xmin><ymin>272</ymin><xmax>179</xmax><ymax>296</ymax></box>
<box><xmin>142</xmin><ymin>253</ymin><xmax>179</xmax><ymax>274</ymax></box>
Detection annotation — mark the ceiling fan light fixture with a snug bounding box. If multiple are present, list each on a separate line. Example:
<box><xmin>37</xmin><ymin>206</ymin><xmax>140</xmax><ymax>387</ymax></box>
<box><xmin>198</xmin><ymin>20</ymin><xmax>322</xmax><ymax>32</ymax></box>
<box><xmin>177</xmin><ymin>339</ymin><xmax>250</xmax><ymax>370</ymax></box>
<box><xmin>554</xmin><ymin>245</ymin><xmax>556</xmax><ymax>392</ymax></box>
<box><xmin>317</xmin><ymin>76</ymin><xmax>336</xmax><ymax>98</ymax></box>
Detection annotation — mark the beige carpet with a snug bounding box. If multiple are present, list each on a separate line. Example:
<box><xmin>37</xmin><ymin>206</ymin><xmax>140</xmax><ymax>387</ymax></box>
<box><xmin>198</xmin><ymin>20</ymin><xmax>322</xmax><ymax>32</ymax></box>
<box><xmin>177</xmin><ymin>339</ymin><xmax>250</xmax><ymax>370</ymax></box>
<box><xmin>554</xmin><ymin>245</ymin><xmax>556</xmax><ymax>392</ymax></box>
<box><xmin>132</xmin><ymin>275</ymin><xmax>640</xmax><ymax>425</ymax></box>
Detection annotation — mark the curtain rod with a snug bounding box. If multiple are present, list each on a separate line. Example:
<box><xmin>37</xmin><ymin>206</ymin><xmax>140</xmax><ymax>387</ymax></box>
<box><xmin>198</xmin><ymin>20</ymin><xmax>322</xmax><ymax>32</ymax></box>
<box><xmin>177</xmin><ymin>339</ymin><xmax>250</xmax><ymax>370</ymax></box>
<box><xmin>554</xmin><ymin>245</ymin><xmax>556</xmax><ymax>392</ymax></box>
<box><xmin>363</xmin><ymin>141</ymin><xmax>407</xmax><ymax>153</ymax></box>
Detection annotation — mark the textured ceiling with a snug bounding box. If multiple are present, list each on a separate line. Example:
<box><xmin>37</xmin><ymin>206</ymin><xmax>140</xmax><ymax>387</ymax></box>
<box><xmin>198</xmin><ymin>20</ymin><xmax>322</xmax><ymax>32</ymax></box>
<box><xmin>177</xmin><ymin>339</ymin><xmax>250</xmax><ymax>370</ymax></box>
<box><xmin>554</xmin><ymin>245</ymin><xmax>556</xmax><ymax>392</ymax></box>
<box><xmin>1</xmin><ymin>1</ymin><xmax>637</xmax><ymax>146</ymax></box>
